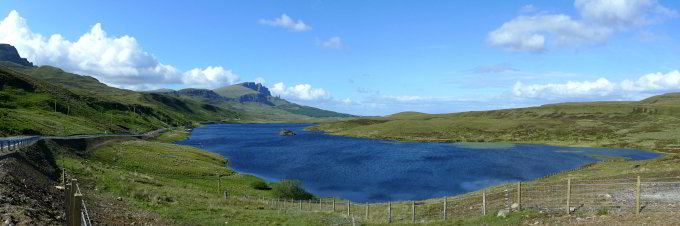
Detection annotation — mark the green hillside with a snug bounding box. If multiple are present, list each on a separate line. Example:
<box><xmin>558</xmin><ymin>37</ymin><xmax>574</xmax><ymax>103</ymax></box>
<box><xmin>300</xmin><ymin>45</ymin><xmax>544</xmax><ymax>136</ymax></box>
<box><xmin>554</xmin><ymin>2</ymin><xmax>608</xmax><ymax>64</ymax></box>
<box><xmin>0</xmin><ymin>63</ymin><xmax>239</xmax><ymax>136</ymax></box>
<box><xmin>308</xmin><ymin>94</ymin><xmax>680</xmax><ymax>153</ymax></box>
<box><xmin>151</xmin><ymin>82</ymin><xmax>355</xmax><ymax>122</ymax></box>
<box><xmin>213</xmin><ymin>84</ymin><xmax>258</xmax><ymax>99</ymax></box>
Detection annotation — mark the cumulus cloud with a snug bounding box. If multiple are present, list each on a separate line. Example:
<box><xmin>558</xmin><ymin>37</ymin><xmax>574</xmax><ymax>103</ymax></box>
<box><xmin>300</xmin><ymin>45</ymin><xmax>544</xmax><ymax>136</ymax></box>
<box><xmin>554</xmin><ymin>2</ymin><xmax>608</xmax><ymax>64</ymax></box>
<box><xmin>0</xmin><ymin>10</ymin><xmax>240</xmax><ymax>89</ymax></box>
<box><xmin>320</xmin><ymin>36</ymin><xmax>342</xmax><ymax>49</ymax></box>
<box><xmin>254</xmin><ymin>77</ymin><xmax>266</xmax><ymax>84</ymax></box>
<box><xmin>182</xmin><ymin>67</ymin><xmax>239</xmax><ymax>88</ymax></box>
<box><xmin>488</xmin><ymin>0</ymin><xmax>677</xmax><ymax>52</ymax></box>
<box><xmin>620</xmin><ymin>70</ymin><xmax>680</xmax><ymax>92</ymax></box>
<box><xmin>513</xmin><ymin>78</ymin><xmax>616</xmax><ymax>99</ymax></box>
<box><xmin>512</xmin><ymin>70</ymin><xmax>680</xmax><ymax>100</ymax></box>
<box><xmin>270</xmin><ymin>82</ymin><xmax>330</xmax><ymax>101</ymax></box>
<box><xmin>574</xmin><ymin>0</ymin><xmax>678</xmax><ymax>27</ymax></box>
<box><xmin>259</xmin><ymin>14</ymin><xmax>311</xmax><ymax>32</ymax></box>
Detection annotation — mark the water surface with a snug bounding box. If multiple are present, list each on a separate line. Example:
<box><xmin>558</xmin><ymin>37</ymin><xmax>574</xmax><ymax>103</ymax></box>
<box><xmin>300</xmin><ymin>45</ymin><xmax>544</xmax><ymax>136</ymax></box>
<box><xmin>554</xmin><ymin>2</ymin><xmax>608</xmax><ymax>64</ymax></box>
<box><xmin>176</xmin><ymin>124</ymin><xmax>660</xmax><ymax>203</ymax></box>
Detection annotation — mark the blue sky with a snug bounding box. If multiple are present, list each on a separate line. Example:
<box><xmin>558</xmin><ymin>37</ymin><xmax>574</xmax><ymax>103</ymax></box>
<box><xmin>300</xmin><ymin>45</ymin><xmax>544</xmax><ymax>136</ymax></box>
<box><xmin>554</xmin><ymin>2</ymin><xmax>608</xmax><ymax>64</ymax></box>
<box><xmin>1</xmin><ymin>1</ymin><xmax>680</xmax><ymax>116</ymax></box>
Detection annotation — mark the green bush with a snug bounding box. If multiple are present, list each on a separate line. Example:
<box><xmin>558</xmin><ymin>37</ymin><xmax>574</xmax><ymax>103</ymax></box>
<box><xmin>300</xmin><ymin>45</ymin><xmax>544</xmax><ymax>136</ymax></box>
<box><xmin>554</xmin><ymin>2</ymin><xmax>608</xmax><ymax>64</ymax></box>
<box><xmin>271</xmin><ymin>180</ymin><xmax>314</xmax><ymax>200</ymax></box>
<box><xmin>596</xmin><ymin>207</ymin><xmax>608</xmax><ymax>215</ymax></box>
<box><xmin>250</xmin><ymin>180</ymin><xmax>271</xmax><ymax>190</ymax></box>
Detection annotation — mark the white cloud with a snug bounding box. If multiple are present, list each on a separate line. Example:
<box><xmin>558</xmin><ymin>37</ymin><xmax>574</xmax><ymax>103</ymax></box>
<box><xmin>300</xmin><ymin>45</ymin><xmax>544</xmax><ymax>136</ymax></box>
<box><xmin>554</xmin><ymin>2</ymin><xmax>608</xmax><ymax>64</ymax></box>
<box><xmin>182</xmin><ymin>66</ymin><xmax>239</xmax><ymax>88</ymax></box>
<box><xmin>512</xmin><ymin>70</ymin><xmax>680</xmax><ymax>100</ymax></box>
<box><xmin>259</xmin><ymin>14</ymin><xmax>311</xmax><ymax>32</ymax></box>
<box><xmin>488</xmin><ymin>0</ymin><xmax>677</xmax><ymax>52</ymax></box>
<box><xmin>254</xmin><ymin>77</ymin><xmax>266</xmax><ymax>84</ymax></box>
<box><xmin>0</xmin><ymin>10</ymin><xmax>240</xmax><ymax>90</ymax></box>
<box><xmin>575</xmin><ymin>0</ymin><xmax>678</xmax><ymax>27</ymax></box>
<box><xmin>620</xmin><ymin>70</ymin><xmax>680</xmax><ymax>92</ymax></box>
<box><xmin>320</xmin><ymin>36</ymin><xmax>342</xmax><ymax>49</ymax></box>
<box><xmin>270</xmin><ymin>82</ymin><xmax>330</xmax><ymax>101</ymax></box>
<box><xmin>513</xmin><ymin>78</ymin><xmax>616</xmax><ymax>99</ymax></box>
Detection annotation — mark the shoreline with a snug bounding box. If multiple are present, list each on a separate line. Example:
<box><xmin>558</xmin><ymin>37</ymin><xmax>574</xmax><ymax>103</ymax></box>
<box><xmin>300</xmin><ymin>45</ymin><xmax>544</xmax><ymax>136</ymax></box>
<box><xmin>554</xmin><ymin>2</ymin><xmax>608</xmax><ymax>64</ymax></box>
<box><xmin>181</xmin><ymin>124</ymin><xmax>669</xmax><ymax>205</ymax></box>
<box><xmin>304</xmin><ymin>124</ymin><xmax>670</xmax><ymax>154</ymax></box>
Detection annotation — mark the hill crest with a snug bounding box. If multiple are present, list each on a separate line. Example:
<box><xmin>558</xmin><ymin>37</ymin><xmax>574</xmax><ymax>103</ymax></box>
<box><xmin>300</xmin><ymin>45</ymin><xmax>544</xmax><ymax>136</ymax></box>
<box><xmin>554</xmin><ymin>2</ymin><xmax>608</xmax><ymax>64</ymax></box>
<box><xmin>0</xmin><ymin>44</ymin><xmax>34</xmax><ymax>67</ymax></box>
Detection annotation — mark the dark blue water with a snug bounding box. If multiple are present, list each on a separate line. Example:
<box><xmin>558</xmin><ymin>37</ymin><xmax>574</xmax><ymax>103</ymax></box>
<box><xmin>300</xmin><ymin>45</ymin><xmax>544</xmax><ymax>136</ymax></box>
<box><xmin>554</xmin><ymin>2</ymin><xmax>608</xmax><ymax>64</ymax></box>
<box><xmin>176</xmin><ymin>124</ymin><xmax>661</xmax><ymax>203</ymax></box>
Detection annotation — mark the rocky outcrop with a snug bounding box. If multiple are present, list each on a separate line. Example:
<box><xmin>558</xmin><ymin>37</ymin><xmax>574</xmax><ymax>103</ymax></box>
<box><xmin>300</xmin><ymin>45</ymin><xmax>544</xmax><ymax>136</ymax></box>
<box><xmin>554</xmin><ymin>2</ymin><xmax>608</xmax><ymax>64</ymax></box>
<box><xmin>241</xmin><ymin>82</ymin><xmax>271</xmax><ymax>96</ymax></box>
<box><xmin>0</xmin><ymin>44</ymin><xmax>34</xmax><ymax>67</ymax></box>
<box><xmin>177</xmin><ymin>88</ymin><xmax>224</xmax><ymax>101</ymax></box>
<box><xmin>238</xmin><ymin>93</ymin><xmax>274</xmax><ymax>105</ymax></box>
<box><xmin>279</xmin><ymin>129</ymin><xmax>296</xmax><ymax>136</ymax></box>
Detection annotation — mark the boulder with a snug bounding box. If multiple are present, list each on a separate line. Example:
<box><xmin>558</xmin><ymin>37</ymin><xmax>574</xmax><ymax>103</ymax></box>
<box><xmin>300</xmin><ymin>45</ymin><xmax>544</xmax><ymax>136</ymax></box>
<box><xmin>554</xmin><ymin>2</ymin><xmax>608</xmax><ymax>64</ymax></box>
<box><xmin>497</xmin><ymin>209</ymin><xmax>510</xmax><ymax>218</ymax></box>
<box><xmin>279</xmin><ymin>129</ymin><xmax>296</xmax><ymax>136</ymax></box>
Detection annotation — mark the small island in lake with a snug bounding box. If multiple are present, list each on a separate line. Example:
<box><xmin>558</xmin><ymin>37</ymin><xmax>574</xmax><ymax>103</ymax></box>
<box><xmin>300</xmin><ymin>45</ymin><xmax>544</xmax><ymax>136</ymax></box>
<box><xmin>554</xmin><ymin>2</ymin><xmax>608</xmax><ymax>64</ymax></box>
<box><xmin>279</xmin><ymin>129</ymin><xmax>296</xmax><ymax>136</ymax></box>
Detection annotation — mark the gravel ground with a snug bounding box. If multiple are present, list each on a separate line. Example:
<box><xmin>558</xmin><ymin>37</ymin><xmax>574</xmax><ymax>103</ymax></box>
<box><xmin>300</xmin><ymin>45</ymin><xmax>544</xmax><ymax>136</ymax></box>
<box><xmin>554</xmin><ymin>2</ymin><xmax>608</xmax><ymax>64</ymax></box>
<box><xmin>0</xmin><ymin>151</ymin><xmax>63</xmax><ymax>225</ymax></box>
<box><xmin>533</xmin><ymin>212</ymin><xmax>680</xmax><ymax>225</ymax></box>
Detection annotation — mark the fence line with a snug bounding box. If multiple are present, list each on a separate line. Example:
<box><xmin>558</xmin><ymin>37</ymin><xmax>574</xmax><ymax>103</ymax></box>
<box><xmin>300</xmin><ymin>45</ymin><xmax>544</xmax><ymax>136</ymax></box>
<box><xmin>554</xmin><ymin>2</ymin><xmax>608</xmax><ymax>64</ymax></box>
<box><xmin>64</xmin><ymin>177</ymin><xmax>93</xmax><ymax>226</ymax></box>
<box><xmin>226</xmin><ymin>176</ymin><xmax>680</xmax><ymax>224</ymax></box>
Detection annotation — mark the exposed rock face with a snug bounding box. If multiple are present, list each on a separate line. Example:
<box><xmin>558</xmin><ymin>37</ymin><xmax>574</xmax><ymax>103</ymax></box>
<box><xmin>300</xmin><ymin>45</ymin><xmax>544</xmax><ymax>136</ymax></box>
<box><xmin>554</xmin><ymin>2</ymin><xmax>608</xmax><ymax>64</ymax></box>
<box><xmin>241</xmin><ymin>82</ymin><xmax>271</xmax><ymax>96</ymax></box>
<box><xmin>0</xmin><ymin>44</ymin><xmax>34</xmax><ymax>67</ymax></box>
<box><xmin>237</xmin><ymin>82</ymin><xmax>275</xmax><ymax>105</ymax></box>
<box><xmin>177</xmin><ymin>88</ymin><xmax>224</xmax><ymax>100</ymax></box>
<box><xmin>238</xmin><ymin>93</ymin><xmax>273</xmax><ymax>105</ymax></box>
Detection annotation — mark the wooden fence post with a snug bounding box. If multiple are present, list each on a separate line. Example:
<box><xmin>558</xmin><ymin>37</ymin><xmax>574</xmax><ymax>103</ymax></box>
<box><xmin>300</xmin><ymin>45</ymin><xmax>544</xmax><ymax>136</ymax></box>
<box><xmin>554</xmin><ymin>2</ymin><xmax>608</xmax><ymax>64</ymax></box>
<box><xmin>319</xmin><ymin>199</ymin><xmax>322</xmax><ymax>211</ymax></box>
<box><xmin>482</xmin><ymin>191</ymin><xmax>487</xmax><ymax>216</ymax></box>
<box><xmin>388</xmin><ymin>202</ymin><xmax>392</xmax><ymax>224</ymax></box>
<box><xmin>73</xmin><ymin>193</ymin><xmax>83</xmax><ymax>226</ymax></box>
<box><xmin>348</xmin><ymin>201</ymin><xmax>351</xmax><ymax>216</ymax></box>
<box><xmin>65</xmin><ymin>183</ymin><xmax>71</xmax><ymax>225</ymax></box>
<box><xmin>412</xmin><ymin>201</ymin><xmax>416</xmax><ymax>223</ymax></box>
<box><xmin>217</xmin><ymin>175</ymin><xmax>221</xmax><ymax>195</ymax></box>
<box><xmin>365</xmin><ymin>203</ymin><xmax>369</xmax><ymax>220</ymax></box>
<box><xmin>566</xmin><ymin>178</ymin><xmax>572</xmax><ymax>215</ymax></box>
<box><xmin>636</xmin><ymin>175</ymin><xmax>641</xmax><ymax>214</ymax></box>
<box><xmin>299</xmin><ymin>200</ymin><xmax>302</xmax><ymax>211</ymax></box>
<box><xmin>332</xmin><ymin>198</ymin><xmax>335</xmax><ymax>212</ymax></box>
<box><xmin>517</xmin><ymin>182</ymin><xmax>522</xmax><ymax>211</ymax></box>
<box><xmin>70</xmin><ymin>179</ymin><xmax>77</xmax><ymax>226</ymax></box>
<box><xmin>444</xmin><ymin>197</ymin><xmax>447</xmax><ymax>220</ymax></box>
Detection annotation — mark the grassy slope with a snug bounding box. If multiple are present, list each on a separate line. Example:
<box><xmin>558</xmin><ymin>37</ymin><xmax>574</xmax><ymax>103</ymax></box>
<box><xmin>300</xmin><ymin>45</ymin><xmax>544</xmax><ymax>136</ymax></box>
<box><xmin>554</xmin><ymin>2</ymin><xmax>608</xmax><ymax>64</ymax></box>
<box><xmin>0</xmin><ymin>63</ymin><xmax>239</xmax><ymax>136</ymax></box>
<box><xmin>213</xmin><ymin>85</ymin><xmax>258</xmax><ymax>99</ymax></box>
<box><xmin>61</xmin><ymin>137</ymin><xmax>345</xmax><ymax>225</ymax></box>
<box><xmin>155</xmin><ymin>85</ymin><xmax>354</xmax><ymax>123</ymax></box>
<box><xmin>309</xmin><ymin>95</ymin><xmax>680</xmax><ymax>153</ymax></box>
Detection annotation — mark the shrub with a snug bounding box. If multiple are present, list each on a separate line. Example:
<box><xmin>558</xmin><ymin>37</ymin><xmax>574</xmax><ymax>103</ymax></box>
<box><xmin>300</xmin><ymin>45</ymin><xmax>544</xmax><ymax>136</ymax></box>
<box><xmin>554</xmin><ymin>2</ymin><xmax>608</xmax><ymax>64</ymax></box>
<box><xmin>250</xmin><ymin>180</ymin><xmax>271</xmax><ymax>190</ymax></box>
<box><xmin>596</xmin><ymin>207</ymin><xmax>608</xmax><ymax>216</ymax></box>
<box><xmin>271</xmin><ymin>180</ymin><xmax>314</xmax><ymax>200</ymax></box>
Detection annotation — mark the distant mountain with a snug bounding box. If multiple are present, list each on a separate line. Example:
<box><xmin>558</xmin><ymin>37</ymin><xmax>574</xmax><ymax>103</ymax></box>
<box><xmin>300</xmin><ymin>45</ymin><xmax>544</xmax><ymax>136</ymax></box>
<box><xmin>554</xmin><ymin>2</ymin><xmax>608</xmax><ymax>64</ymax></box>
<box><xmin>0</xmin><ymin>44</ymin><xmax>34</xmax><ymax>67</ymax></box>
<box><xmin>151</xmin><ymin>82</ymin><xmax>355</xmax><ymax>120</ymax></box>
<box><xmin>214</xmin><ymin>82</ymin><xmax>273</xmax><ymax>104</ymax></box>
<box><xmin>0</xmin><ymin>43</ymin><xmax>241</xmax><ymax>136</ymax></box>
<box><xmin>212</xmin><ymin>82</ymin><xmax>354</xmax><ymax>118</ymax></box>
<box><xmin>0</xmin><ymin>43</ymin><xmax>352</xmax><ymax>126</ymax></box>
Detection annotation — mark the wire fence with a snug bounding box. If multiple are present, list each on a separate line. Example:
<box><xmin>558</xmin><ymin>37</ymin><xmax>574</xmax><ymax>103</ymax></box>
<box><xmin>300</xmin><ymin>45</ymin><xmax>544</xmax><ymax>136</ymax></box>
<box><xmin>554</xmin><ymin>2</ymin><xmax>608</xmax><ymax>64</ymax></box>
<box><xmin>230</xmin><ymin>176</ymin><xmax>680</xmax><ymax>224</ymax></box>
<box><xmin>64</xmin><ymin>178</ymin><xmax>93</xmax><ymax>226</ymax></box>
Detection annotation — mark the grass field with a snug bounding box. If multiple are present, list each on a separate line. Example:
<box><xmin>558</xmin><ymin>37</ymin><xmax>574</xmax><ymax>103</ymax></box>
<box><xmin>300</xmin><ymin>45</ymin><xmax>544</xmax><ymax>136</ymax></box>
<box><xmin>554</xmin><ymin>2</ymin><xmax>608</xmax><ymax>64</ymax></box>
<box><xmin>308</xmin><ymin>93</ymin><xmax>680</xmax><ymax>154</ymax></box>
<box><xmin>59</xmin><ymin>138</ymin><xmax>353</xmax><ymax>225</ymax></box>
